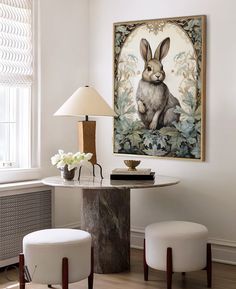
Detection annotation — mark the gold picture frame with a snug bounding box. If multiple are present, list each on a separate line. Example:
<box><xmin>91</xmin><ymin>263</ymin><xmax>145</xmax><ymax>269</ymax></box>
<box><xmin>113</xmin><ymin>15</ymin><xmax>206</xmax><ymax>161</ymax></box>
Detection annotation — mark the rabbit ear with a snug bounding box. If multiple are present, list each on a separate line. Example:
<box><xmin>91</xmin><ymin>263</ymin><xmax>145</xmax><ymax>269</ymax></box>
<box><xmin>140</xmin><ymin>38</ymin><xmax>152</xmax><ymax>62</ymax></box>
<box><xmin>154</xmin><ymin>37</ymin><xmax>170</xmax><ymax>61</ymax></box>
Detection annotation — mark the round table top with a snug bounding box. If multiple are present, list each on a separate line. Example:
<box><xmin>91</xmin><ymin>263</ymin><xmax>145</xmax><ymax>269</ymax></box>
<box><xmin>42</xmin><ymin>175</ymin><xmax>180</xmax><ymax>190</ymax></box>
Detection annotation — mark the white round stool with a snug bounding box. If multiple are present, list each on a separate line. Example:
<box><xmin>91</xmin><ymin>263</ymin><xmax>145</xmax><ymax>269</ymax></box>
<box><xmin>144</xmin><ymin>221</ymin><xmax>212</xmax><ymax>289</ymax></box>
<box><xmin>19</xmin><ymin>228</ymin><xmax>93</xmax><ymax>289</ymax></box>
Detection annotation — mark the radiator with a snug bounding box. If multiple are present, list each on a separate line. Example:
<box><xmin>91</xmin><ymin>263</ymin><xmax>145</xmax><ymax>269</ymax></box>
<box><xmin>0</xmin><ymin>189</ymin><xmax>52</xmax><ymax>267</ymax></box>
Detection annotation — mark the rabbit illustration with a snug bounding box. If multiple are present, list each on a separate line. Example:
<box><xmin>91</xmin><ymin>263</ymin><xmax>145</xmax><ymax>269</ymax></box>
<box><xmin>136</xmin><ymin>37</ymin><xmax>180</xmax><ymax>130</ymax></box>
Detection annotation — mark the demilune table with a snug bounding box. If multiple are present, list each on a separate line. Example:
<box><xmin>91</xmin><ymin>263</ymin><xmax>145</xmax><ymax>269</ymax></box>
<box><xmin>42</xmin><ymin>175</ymin><xmax>179</xmax><ymax>274</ymax></box>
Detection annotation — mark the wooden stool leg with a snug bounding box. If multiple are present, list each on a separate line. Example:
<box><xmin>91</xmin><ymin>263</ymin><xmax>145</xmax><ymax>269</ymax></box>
<box><xmin>62</xmin><ymin>257</ymin><xmax>69</xmax><ymax>289</ymax></box>
<box><xmin>167</xmin><ymin>247</ymin><xmax>173</xmax><ymax>289</ymax></box>
<box><xmin>88</xmin><ymin>247</ymin><xmax>94</xmax><ymax>289</ymax></box>
<box><xmin>19</xmin><ymin>253</ymin><xmax>25</xmax><ymax>289</ymax></box>
<box><xmin>143</xmin><ymin>239</ymin><xmax>149</xmax><ymax>281</ymax></box>
<box><xmin>206</xmin><ymin>243</ymin><xmax>212</xmax><ymax>288</ymax></box>
<box><xmin>48</xmin><ymin>285</ymin><xmax>52</xmax><ymax>288</ymax></box>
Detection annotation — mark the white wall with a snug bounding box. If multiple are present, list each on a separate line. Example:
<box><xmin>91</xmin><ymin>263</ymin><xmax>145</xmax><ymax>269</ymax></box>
<box><xmin>39</xmin><ymin>0</ymin><xmax>236</xmax><ymax>263</ymax></box>
<box><xmin>88</xmin><ymin>0</ymin><xmax>236</xmax><ymax>263</ymax></box>
<box><xmin>40</xmin><ymin>0</ymin><xmax>88</xmax><ymax>227</ymax></box>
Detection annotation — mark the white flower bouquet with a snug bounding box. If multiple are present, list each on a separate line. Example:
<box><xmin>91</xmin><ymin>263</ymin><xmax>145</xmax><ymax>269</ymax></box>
<box><xmin>51</xmin><ymin>149</ymin><xmax>93</xmax><ymax>171</ymax></box>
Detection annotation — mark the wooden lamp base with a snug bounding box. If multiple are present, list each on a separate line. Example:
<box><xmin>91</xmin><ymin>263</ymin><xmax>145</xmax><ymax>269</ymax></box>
<box><xmin>77</xmin><ymin>121</ymin><xmax>103</xmax><ymax>179</ymax></box>
<box><xmin>78</xmin><ymin>121</ymin><xmax>97</xmax><ymax>165</ymax></box>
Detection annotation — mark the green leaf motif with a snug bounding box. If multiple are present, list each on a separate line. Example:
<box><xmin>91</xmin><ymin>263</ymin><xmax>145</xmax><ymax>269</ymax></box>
<box><xmin>169</xmin><ymin>135</ymin><xmax>185</xmax><ymax>151</ymax></box>
<box><xmin>143</xmin><ymin>145</ymin><xmax>167</xmax><ymax>156</ymax></box>
<box><xmin>159</xmin><ymin>127</ymin><xmax>179</xmax><ymax>137</ymax></box>
<box><xmin>174</xmin><ymin>120</ymin><xmax>194</xmax><ymax>137</ymax></box>
<box><xmin>191</xmin><ymin>144</ymin><xmax>200</xmax><ymax>158</ymax></box>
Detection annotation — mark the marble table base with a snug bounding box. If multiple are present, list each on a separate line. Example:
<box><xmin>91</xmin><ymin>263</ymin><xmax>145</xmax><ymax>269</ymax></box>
<box><xmin>81</xmin><ymin>188</ymin><xmax>130</xmax><ymax>273</ymax></box>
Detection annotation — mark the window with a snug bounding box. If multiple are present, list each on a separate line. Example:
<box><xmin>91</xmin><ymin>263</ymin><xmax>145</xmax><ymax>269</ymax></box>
<box><xmin>0</xmin><ymin>0</ymin><xmax>38</xmax><ymax>175</ymax></box>
<box><xmin>0</xmin><ymin>86</ymin><xmax>30</xmax><ymax>168</ymax></box>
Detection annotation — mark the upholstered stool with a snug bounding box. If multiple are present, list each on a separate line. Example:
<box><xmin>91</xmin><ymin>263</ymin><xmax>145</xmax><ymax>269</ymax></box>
<box><xmin>144</xmin><ymin>221</ymin><xmax>212</xmax><ymax>289</ymax></box>
<box><xmin>19</xmin><ymin>228</ymin><xmax>93</xmax><ymax>289</ymax></box>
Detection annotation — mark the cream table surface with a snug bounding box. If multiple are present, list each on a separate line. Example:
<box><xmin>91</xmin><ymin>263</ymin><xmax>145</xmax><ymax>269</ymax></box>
<box><xmin>42</xmin><ymin>175</ymin><xmax>179</xmax><ymax>189</ymax></box>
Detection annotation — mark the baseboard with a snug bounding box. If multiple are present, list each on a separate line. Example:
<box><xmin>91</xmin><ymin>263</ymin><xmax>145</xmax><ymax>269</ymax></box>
<box><xmin>131</xmin><ymin>227</ymin><xmax>236</xmax><ymax>265</ymax></box>
<box><xmin>208</xmin><ymin>238</ymin><xmax>236</xmax><ymax>265</ymax></box>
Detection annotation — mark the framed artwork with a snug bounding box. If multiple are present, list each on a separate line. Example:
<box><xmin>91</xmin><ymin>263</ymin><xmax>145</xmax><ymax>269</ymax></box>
<box><xmin>113</xmin><ymin>15</ymin><xmax>206</xmax><ymax>160</ymax></box>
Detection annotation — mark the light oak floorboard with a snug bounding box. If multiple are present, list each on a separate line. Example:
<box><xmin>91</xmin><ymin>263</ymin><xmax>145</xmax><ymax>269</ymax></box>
<box><xmin>0</xmin><ymin>249</ymin><xmax>235</xmax><ymax>289</ymax></box>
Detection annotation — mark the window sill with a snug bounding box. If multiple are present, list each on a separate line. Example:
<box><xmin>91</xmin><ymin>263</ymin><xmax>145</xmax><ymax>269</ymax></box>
<box><xmin>0</xmin><ymin>168</ymin><xmax>42</xmax><ymax>184</ymax></box>
<box><xmin>0</xmin><ymin>179</ymin><xmax>45</xmax><ymax>192</ymax></box>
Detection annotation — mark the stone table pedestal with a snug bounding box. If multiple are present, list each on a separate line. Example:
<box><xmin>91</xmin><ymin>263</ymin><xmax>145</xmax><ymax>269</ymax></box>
<box><xmin>81</xmin><ymin>188</ymin><xmax>130</xmax><ymax>273</ymax></box>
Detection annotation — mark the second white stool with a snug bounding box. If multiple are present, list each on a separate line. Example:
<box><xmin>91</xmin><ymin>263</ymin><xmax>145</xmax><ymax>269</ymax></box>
<box><xmin>144</xmin><ymin>221</ymin><xmax>212</xmax><ymax>289</ymax></box>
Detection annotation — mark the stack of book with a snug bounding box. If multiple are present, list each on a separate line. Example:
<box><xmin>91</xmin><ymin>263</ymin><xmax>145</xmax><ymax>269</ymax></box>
<box><xmin>110</xmin><ymin>168</ymin><xmax>155</xmax><ymax>180</ymax></box>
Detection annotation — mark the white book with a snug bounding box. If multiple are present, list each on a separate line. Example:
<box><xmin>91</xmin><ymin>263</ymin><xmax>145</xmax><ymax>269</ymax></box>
<box><xmin>112</xmin><ymin>168</ymin><xmax>152</xmax><ymax>175</ymax></box>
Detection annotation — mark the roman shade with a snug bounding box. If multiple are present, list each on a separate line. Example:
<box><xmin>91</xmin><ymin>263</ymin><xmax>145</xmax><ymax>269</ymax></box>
<box><xmin>0</xmin><ymin>0</ymin><xmax>33</xmax><ymax>86</ymax></box>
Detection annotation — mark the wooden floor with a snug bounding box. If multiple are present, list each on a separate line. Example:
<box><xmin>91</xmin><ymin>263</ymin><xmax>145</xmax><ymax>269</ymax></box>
<box><xmin>0</xmin><ymin>249</ymin><xmax>235</xmax><ymax>289</ymax></box>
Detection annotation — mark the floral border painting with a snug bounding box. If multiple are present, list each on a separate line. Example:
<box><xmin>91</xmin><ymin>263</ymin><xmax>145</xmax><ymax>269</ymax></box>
<box><xmin>113</xmin><ymin>15</ymin><xmax>206</xmax><ymax>160</ymax></box>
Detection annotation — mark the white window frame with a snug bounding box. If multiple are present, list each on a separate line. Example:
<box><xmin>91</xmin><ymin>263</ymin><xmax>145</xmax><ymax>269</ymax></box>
<box><xmin>0</xmin><ymin>0</ymin><xmax>41</xmax><ymax>183</ymax></box>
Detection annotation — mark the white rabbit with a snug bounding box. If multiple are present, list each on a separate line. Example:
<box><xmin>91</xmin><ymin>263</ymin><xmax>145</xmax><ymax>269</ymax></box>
<box><xmin>136</xmin><ymin>37</ymin><xmax>180</xmax><ymax>130</ymax></box>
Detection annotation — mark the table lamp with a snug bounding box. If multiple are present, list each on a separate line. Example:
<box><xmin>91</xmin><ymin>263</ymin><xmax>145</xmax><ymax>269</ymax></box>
<box><xmin>54</xmin><ymin>85</ymin><xmax>116</xmax><ymax>178</ymax></box>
